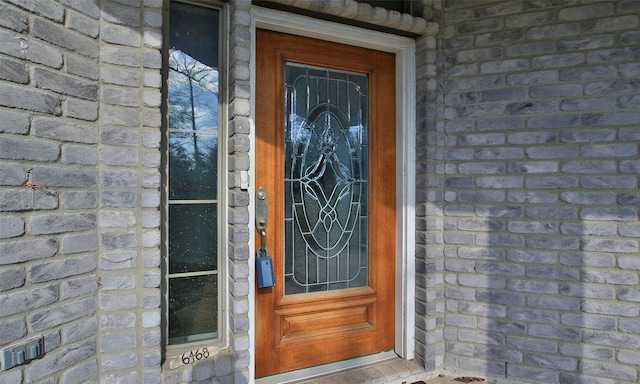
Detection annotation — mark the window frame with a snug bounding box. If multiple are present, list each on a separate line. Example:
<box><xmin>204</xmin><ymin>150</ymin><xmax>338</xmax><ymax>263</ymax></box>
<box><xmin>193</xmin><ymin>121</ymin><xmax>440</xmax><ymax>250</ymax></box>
<box><xmin>162</xmin><ymin>0</ymin><xmax>228</xmax><ymax>355</ymax></box>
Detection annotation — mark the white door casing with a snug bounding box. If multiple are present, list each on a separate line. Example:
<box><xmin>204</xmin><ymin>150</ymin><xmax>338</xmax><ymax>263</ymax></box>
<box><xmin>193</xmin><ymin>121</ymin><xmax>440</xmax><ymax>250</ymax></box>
<box><xmin>248</xmin><ymin>6</ymin><xmax>416</xmax><ymax>381</ymax></box>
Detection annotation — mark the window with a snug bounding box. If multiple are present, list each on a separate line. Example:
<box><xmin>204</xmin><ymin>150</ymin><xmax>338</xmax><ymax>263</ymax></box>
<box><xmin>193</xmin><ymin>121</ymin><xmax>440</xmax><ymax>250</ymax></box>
<box><xmin>165</xmin><ymin>0</ymin><xmax>222</xmax><ymax>346</ymax></box>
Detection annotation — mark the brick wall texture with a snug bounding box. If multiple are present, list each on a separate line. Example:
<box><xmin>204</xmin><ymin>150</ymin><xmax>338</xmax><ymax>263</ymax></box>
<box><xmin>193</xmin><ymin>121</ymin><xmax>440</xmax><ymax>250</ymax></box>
<box><xmin>0</xmin><ymin>0</ymin><xmax>638</xmax><ymax>383</ymax></box>
<box><xmin>0</xmin><ymin>0</ymin><xmax>251</xmax><ymax>383</ymax></box>
<box><xmin>415</xmin><ymin>0</ymin><xmax>639</xmax><ymax>383</ymax></box>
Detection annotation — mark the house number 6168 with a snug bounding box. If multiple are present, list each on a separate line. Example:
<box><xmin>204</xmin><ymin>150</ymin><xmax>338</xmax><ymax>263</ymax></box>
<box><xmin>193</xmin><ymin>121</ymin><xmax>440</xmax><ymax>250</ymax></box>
<box><xmin>181</xmin><ymin>348</ymin><xmax>210</xmax><ymax>364</ymax></box>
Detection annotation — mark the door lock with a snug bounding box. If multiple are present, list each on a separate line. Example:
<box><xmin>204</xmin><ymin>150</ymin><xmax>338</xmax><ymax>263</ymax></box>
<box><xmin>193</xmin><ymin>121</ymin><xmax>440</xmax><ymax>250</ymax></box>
<box><xmin>256</xmin><ymin>187</ymin><xmax>268</xmax><ymax>238</ymax></box>
<box><xmin>255</xmin><ymin>187</ymin><xmax>274</xmax><ymax>288</ymax></box>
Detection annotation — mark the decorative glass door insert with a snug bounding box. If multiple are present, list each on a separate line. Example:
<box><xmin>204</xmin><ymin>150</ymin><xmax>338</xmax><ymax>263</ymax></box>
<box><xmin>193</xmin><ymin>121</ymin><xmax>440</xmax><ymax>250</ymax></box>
<box><xmin>284</xmin><ymin>63</ymin><xmax>369</xmax><ymax>295</ymax></box>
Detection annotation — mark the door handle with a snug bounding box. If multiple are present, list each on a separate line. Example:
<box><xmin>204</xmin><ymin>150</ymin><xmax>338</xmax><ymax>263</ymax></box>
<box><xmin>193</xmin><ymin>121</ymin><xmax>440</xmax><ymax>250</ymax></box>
<box><xmin>256</xmin><ymin>186</ymin><xmax>268</xmax><ymax>248</ymax></box>
<box><xmin>256</xmin><ymin>187</ymin><xmax>274</xmax><ymax>288</ymax></box>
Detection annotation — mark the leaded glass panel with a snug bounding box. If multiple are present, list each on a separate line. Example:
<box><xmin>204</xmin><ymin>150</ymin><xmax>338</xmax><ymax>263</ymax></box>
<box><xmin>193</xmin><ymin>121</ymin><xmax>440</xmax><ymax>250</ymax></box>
<box><xmin>284</xmin><ymin>62</ymin><xmax>369</xmax><ymax>295</ymax></box>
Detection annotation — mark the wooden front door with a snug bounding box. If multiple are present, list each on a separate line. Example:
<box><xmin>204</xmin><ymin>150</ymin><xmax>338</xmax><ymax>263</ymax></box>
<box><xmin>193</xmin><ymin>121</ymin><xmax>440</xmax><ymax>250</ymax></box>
<box><xmin>255</xmin><ymin>29</ymin><xmax>396</xmax><ymax>377</ymax></box>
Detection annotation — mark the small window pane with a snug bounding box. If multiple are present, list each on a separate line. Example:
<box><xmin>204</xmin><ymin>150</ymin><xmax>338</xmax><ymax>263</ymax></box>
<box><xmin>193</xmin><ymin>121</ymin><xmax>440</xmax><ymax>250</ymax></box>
<box><xmin>168</xmin><ymin>274</ymin><xmax>218</xmax><ymax>344</ymax></box>
<box><xmin>169</xmin><ymin>3</ymin><xmax>218</xmax><ymax>69</ymax></box>
<box><xmin>168</xmin><ymin>132</ymin><xmax>218</xmax><ymax>200</ymax></box>
<box><xmin>169</xmin><ymin>203</ymin><xmax>218</xmax><ymax>274</ymax></box>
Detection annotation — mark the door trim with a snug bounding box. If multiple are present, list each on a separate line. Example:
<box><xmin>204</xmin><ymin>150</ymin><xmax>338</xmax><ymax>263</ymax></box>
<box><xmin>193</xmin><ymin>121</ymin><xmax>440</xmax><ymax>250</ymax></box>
<box><xmin>249</xmin><ymin>6</ymin><xmax>416</xmax><ymax>381</ymax></box>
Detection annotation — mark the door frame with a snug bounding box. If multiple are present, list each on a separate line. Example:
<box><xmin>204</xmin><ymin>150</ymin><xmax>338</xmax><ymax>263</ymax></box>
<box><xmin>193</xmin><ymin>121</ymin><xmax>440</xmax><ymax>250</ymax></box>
<box><xmin>248</xmin><ymin>6</ymin><xmax>416</xmax><ymax>381</ymax></box>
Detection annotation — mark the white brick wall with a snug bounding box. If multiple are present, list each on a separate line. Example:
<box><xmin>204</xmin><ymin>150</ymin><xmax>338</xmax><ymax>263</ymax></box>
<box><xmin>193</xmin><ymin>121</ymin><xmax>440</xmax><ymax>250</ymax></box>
<box><xmin>422</xmin><ymin>1</ymin><xmax>640</xmax><ymax>383</ymax></box>
<box><xmin>1</xmin><ymin>0</ymin><xmax>638</xmax><ymax>383</ymax></box>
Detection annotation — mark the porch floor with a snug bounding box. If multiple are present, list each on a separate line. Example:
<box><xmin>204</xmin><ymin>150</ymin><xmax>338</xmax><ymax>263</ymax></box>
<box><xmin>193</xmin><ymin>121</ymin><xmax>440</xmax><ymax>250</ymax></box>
<box><xmin>288</xmin><ymin>358</ymin><xmax>486</xmax><ymax>384</ymax></box>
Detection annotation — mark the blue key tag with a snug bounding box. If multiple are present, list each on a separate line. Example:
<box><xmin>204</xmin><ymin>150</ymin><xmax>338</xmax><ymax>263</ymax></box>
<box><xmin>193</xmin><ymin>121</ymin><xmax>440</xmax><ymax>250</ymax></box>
<box><xmin>256</xmin><ymin>248</ymin><xmax>275</xmax><ymax>288</ymax></box>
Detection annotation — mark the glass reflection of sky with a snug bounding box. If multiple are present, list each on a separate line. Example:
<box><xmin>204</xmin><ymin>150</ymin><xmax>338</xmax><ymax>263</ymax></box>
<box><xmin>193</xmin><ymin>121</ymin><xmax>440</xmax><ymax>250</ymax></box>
<box><xmin>168</xmin><ymin>49</ymin><xmax>219</xmax><ymax>136</ymax></box>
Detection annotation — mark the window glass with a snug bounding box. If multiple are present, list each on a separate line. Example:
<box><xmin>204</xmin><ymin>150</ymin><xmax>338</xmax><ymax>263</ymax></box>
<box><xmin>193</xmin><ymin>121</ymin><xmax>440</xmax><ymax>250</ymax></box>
<box><xmin>168</xmin><ymin>204</ymin><xmax>218</xmax><ymax>274</ymax></box>
<box><xmin>167</xmin><ymin>1</ymin><xmax>220</xmax><ymax>345</ymax></box>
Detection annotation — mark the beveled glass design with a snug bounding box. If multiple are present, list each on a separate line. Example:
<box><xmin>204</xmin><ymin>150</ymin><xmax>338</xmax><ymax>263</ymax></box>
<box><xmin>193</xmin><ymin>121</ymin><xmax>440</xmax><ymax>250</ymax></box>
<box><xmin>284</xmin><ymin>62</ymin><xmax>369</xmax><ymax>295</ymax></box>
<box><xmin>167</xmin><ymin>1</ymin><xmax>219</xmax><ymax>344</ymax></box>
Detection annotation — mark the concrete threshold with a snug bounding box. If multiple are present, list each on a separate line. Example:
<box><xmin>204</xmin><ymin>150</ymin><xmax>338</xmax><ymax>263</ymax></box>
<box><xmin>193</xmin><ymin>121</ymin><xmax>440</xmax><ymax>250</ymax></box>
<box><xmin>257</xmin><ymin>352</ymin><xmax>488</xmax><ymax>384</ymax></box>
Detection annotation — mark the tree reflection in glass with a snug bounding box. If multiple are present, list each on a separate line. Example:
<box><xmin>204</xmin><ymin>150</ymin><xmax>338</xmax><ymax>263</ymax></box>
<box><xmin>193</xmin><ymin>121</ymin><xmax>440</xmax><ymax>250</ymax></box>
<box><xmin>168</xmin><ymin>50</ymin><xmax>218</xmax><ymax>200</ymax></box>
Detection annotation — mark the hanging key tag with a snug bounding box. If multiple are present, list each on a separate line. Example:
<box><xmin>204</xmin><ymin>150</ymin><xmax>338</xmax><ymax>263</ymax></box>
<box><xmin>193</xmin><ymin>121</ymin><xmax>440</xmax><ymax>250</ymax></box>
<box><xmin>255</xmin><ymin>187</ymin><xmax>274</xmax><ymax>288</ymax></box>
<box><xmin>256</xmin><ymin>247</ymin><xmax>275</xmax><ymax>288</ymax></box>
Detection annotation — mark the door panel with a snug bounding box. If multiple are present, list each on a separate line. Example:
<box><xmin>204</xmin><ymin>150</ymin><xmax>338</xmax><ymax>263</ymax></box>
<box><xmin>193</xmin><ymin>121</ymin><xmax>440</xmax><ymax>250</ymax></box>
<box><xmin>256</xmin><ymin>29</ymin><xmax>396</xmax><ymax>377</ymax></box>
